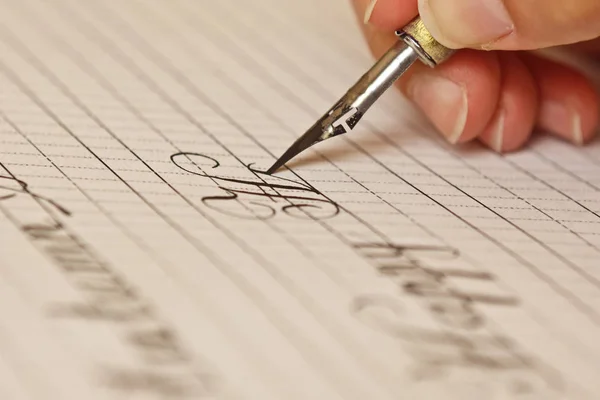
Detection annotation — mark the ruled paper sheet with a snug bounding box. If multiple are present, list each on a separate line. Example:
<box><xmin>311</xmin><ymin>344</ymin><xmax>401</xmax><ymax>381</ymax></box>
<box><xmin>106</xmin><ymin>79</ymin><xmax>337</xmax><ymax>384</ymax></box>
<box><xmin>0</xmin><ymin>0</ymin><xmax>600</xmax><ymax>399</ymax></box>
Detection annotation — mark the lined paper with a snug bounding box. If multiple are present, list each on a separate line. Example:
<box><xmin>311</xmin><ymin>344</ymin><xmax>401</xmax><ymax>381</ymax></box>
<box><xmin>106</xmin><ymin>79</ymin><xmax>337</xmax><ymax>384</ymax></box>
<box><xmin>1</xmin><ymin>0</ymin><xmax>600</xmax><ymax>399</ymax></box>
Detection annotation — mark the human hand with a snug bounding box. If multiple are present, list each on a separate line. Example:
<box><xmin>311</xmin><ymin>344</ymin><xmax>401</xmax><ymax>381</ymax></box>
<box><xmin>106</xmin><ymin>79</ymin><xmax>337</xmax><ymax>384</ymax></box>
<box><xmin>351</xmin><ymin>0</ymin><xmax>600</xmax><ymax>152</ymax></box>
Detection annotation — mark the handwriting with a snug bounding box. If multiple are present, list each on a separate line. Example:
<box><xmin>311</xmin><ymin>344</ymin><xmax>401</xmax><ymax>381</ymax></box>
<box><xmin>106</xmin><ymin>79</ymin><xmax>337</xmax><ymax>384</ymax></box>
<box><xmin>0</xmin><ymin>162</ymin><xmax>218</xmax><ymax>399</ymax></box>
<box><xmin>101</xmin><ymin>366</ymin><xmax>217</xmax><ymax>399</ymax></box>
<box><xmin>356</xmin><ymin>242</ymin><xmax>519</xmax><ymax>321</ymax></box>
<box><xmin>0</xmin><ymin>168</ymin><xmax>70</xmax><ymax>215</ymax></box>
<box><xmin>171</xmin><ymin>152</ymin><xmax>340</xmax><ymax>221</ymax></box>
<box><xmin>27</xmin><ymin>219</ymin><xmax>219</xmax><ymax>398</ymax></box>
<box><xmin>350</xmin><ymin>242</ymin><xmax>562</xmax><ymax>398</ymax></box>
<box><xmin>353</xmin><ymin>294</ymin><xmax>562</xmax><ymax>398</ymax></box>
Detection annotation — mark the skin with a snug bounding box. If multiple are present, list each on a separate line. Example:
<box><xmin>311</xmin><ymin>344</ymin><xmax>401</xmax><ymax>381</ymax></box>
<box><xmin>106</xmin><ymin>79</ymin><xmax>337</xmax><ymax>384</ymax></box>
<box><xmin>352</xmin><ymin>0</ymin><xmax>600</xmax><ymax>152</ymax></box>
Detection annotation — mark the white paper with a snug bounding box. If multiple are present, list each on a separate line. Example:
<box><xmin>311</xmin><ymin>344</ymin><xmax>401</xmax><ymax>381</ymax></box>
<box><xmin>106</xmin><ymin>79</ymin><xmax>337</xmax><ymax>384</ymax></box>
<box><xmin>1</xmin><ymin>0</ymin><xmax>600</xmax><ymax>399</ymax></box>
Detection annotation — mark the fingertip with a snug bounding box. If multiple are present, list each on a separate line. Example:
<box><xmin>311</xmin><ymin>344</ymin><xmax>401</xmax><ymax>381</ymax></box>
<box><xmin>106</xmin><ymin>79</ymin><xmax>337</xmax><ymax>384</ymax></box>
<box><xmin>479</xmin><ymin>53</ymin><xmax>539</xmax><ymax>153</ymax></box>
<box><xmin>400</xmin><ymin>49</ymin><xmax>502</xmax><ymax>145</ymax></box>
<box><xmin>522</xmin><ymin>54</ymin><xmax>600</xmax><ymax>145</ymax></box>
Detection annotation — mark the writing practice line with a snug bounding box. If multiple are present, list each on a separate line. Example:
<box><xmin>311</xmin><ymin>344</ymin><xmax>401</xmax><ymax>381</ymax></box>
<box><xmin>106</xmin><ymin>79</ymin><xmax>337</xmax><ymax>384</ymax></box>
<box><xmin>0</xmin><ymin>0</ymin><xmax>600</xmax><ymax>399</ymax></box>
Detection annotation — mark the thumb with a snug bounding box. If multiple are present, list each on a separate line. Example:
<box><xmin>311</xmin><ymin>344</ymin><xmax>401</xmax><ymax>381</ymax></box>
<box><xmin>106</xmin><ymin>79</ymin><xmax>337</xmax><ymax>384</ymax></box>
<box><xmin>419</xmin><ymin>0</ymin><xmax>600</xmax><ymax>51</ymax></box>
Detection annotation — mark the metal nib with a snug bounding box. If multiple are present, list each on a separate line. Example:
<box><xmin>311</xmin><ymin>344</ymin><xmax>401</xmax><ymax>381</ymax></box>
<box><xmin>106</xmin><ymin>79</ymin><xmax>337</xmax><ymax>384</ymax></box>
<box><xmin>265</xmin><ymin>124</ymin><xmax>321</xmax><ymax>175</ymax></box>
<box><xmin>266</xmin><ymin>101</ymin><xmax>364</xmax><ymax>175</ymax></box>
<box><xmin>266</xmin><ymin>39</ymin><xmax>419</xmax><ymax>175</ymax></box>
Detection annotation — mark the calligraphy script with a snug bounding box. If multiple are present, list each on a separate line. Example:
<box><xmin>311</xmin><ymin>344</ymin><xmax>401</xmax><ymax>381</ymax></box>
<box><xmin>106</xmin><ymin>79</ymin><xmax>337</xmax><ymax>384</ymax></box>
<box><xmin>0</xmin><ymin>165</ymin><xmax>217</xmax><ymax>399</ymax></box>
<box><xmin>0</xmin><ymin>167</ymin><xmax>70</xmax><ymax>216</ymax></box>
<box><xmin>170</xmin><ymin>152</ymin><xmax>340</xmax><ymax>220</ymax></box>
<box><xmin>350</xmin><ymin>241</ymin><xmax>563</xmax><ymax>398</ymax></box>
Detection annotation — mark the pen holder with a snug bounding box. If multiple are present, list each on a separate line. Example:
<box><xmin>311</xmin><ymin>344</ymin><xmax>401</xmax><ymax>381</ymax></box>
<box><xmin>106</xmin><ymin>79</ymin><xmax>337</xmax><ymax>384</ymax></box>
<box><xmin>396</xmin><ymin>17</ymin><xmax>456</xmax><ymax>68</ymax></box>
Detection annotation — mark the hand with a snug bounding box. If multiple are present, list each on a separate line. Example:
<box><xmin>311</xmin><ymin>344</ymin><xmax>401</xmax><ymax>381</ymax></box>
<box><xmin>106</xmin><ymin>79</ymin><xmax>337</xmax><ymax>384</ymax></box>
<box><xmin>351</xmin><ymin>0</ymin><xmax>600</xmax><ymax>152</ymax></box>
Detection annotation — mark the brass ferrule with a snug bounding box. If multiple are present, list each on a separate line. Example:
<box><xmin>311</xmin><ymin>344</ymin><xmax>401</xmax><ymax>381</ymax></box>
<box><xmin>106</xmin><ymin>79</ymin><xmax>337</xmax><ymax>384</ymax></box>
<box><xmin>396</xmin><ymin>17</ymin><xmax>455</xmax><ymax>67</ymax></box>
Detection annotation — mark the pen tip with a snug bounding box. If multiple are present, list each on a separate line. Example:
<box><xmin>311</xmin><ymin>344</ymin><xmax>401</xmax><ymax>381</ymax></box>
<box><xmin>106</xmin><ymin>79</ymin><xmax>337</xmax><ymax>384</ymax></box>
<box><xmin>266</xmin><ymin>142</ymin><xmax>305</xmax><ymax>175</ymax></box>
<box><xmin>266</xmin><ymin>153</ymin><xmax>294</xmax><ymax>174</ymax></box>
<box><xmin>266</xmin><ymin>121</ymin><xmax>328</xmax><ymax>175</ymax></box>
<box><xmin>265</xmin><ymin>162</ymin><xmax>281</xmax><ymax>175</ymax></box>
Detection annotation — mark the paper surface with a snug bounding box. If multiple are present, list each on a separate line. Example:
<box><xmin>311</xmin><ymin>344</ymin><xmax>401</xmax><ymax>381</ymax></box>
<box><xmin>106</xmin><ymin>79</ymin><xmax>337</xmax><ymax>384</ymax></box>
<box><xmin>1</xmin><ymin>0</ymin><xmax>600</xmax><ymax>399</ymax></box>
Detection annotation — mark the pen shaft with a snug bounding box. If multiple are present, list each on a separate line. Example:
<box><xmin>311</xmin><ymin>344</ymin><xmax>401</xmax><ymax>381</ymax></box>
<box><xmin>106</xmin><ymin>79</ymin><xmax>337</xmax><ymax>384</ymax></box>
<box><xmin>266</xmin><ymin>17</ymin><xmax>455</xmax><ymax>174</ymax></box>
<box><xmin>313</xmin><ymin>41</ymin><xmax>418</xmax><ymax>145</ymax></box>
<box><xmin>264</xmin><ymin>43</ymin><xmax>418</xmax><ymax>175</ymax></box>
<box><xmin>346</xmin><ymin>40</ymin><xmax>419</xmax><ymax>116</ymax></box>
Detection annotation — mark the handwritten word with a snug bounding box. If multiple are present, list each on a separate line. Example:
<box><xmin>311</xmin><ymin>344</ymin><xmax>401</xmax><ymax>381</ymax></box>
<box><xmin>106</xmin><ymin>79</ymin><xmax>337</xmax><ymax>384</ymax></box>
<box><xmin>171</xmin><ymin>152</ymin><xmax>340</xmax><ymax>221</ymax></box>
<box><xmin>25</xmin><ymin>219</ymin><xmax>218</xmax><ymax>398</ymax></box>
<box><xmin>0</xmin><ymin>162</ymin><xmax>218</xmax><ymax>399</ymax></box>
<box><xmin>350</xmin><ymin>242</ymin><xmax>562</xmax><ymax>398</ymax></box>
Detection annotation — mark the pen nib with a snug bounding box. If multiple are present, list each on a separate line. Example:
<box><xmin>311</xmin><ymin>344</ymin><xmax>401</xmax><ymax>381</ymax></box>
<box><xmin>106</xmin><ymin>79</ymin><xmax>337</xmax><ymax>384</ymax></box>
<box><xmin>266</xmin><ymin>104</ymin><xmax>363</xmax><ymax>175</ymax></box>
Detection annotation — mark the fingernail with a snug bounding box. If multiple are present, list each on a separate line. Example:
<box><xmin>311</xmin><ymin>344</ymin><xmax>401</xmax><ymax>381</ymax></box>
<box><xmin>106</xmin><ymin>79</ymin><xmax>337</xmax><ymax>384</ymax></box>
<box><xmin>572</xmin><ymin>113</ymin><xmax>585</xmax><ymax>145</ymax></box>
<box><xmin>419</xmin><ymin>0</ymin><xmax>514</xmax><ymax>48</ymax></box>
<box><xmin>407</xmin><ymin>74</ymin><xmax>468</xmax><ymax>144</ymax></box>
<box><xmin>489</xmin><ymin>110</ymin><xmax>506</xmax><ymax>152</ymax></box>
<box><xmin>539</xmin><ymin>101</ymin><xmax>584</xmax><ymax>145</ymax></box>
<box><xmin>364</xmin><ymin>0</ymin><xmax>379</xmax><ymax>24</ymax></box>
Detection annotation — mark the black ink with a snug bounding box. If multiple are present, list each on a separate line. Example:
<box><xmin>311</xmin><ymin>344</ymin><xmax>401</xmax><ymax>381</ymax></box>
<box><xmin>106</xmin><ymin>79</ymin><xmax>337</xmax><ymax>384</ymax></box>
<box><xmin>355</xmin><ymin>242</ymin><xmax>519</xmax><ymax>312</ymax></box>
<box><xmin>100</xmin><ymin>368</ymin><xmax>215</xmax><ymax>399</ymax></box>
<box><xmin>348</xmin><ymin>242</ymin><xmax>560</xmax><ymax>396</ymax></box>
<box><xmin>0</xmin><ymin>170</ymin><xmax>70</xmax><ymax>216</ymax></box>
<box><xmin>201</xmin><ymin>189</ymin><xmax>276</xmax><ymax>220</ymax></box>
<box><xmin>29</xmin><ymin>220</ymin><xmax>219</xmax><ymax>397</ymax></box>
<box><xmin>4</xmin><ymin>193</ymin><xmax>218</xmax><ymax>398</ymax></box>
<box><xmin>25</xmin><ymin>220</ymin><xmax>151</xmax><ymax>323</ymax></box>
<box><xmin>170</xmin><ymin>152</ymin><xmax>340</xmax><ymax>220</ymax></box>
<box><xmin>351</xmin><ymin>294</ymin><xmax>563</xmax><ymax>396</ymax></box>
<box><xmin>127</xmin><ymin>328</ymin><xmax>190</xmax><ymax>365</ymax></box>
